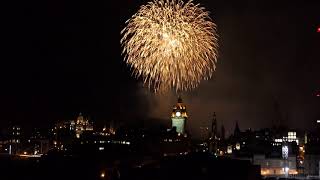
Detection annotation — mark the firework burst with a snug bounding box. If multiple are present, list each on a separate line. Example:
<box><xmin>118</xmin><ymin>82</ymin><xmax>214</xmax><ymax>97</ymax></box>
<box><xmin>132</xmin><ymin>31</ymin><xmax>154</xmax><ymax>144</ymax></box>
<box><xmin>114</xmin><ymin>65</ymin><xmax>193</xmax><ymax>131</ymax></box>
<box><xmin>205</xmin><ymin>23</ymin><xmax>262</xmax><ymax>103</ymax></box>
<box><xmin>121</xmin><ymin>0</ymin><xmax>218</xmax><ymax>92</ymax></box>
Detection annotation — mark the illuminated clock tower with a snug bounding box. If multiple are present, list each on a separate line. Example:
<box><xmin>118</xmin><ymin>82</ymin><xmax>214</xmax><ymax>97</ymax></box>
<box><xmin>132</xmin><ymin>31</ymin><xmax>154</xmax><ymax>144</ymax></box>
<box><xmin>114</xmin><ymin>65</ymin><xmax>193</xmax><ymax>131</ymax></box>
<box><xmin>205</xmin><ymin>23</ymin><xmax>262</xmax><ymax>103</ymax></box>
<box><xmin>171</xmin><ymin>97</ymin><xmax>188</xmax><ymax>134</ymax></box>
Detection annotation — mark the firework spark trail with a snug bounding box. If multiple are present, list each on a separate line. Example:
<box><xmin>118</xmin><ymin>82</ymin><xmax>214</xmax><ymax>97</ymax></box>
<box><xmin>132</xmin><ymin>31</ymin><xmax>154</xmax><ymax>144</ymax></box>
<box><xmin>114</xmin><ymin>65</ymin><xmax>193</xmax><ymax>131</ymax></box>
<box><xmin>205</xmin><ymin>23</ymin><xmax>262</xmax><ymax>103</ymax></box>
<box><xmin>121</xmin><ymin>0</ymin><xmax>218</xmax><ymax>92</ymax></box>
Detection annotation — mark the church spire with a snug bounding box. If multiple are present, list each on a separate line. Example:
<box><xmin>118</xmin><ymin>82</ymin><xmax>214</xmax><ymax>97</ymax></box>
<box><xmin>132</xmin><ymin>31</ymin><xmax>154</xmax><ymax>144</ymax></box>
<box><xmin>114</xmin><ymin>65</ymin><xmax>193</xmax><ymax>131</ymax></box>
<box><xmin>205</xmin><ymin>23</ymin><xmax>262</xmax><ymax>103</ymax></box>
<box><xmin>234</xmin><ymin>121</ymin><xmax>240</xmax><ymax>137</ymax></box>
<box><xmin>211</xmin><ymin>112</ymin><xmax>217</xmax><ymax>139</ymax></box>
<box><xmin>221</xmin><ymin>124</ymin><xmax>225</xmax><ymax>140</ymax></box>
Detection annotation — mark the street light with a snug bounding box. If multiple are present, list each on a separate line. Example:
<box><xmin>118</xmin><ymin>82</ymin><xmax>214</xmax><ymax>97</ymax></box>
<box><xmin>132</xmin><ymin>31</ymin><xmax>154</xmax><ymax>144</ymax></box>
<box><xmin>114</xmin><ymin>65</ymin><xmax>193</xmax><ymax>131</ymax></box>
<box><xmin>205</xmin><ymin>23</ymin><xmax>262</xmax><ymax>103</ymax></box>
<box><xmin>284</xmin><ymin>167</ymin><xmax>289</xmax><ymax>177</ymax></box>
<box><xmin>285</xmin><ymin>167</ymin><xmax>289</xmax><ymax>172</ymax></box>
<box><xmin>100</xmin><ymin>172</ymin><xmax>105</xmax><ymax>178</ymax></box>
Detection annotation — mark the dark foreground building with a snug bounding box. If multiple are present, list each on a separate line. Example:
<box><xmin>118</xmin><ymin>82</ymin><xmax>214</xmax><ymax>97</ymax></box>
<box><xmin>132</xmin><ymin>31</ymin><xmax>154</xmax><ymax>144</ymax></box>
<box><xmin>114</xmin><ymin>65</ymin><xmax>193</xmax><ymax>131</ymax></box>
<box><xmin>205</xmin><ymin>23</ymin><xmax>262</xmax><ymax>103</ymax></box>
<box><xmin>126</xmin><ymin>154</ymin><xmax>261</xmax><ymax>180</ymax></box>
<box><xmin>0</xmin><ymin>152</ymin><xmax>260</xmax><ymax>180</ymax></box>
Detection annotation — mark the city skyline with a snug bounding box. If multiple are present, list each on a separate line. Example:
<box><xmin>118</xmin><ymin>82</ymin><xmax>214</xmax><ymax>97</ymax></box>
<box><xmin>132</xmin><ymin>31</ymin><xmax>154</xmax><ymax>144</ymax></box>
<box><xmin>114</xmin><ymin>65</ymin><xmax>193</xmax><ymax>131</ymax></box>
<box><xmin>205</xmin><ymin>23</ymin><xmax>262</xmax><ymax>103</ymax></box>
<box><xmin>2</xmin><ymin>97</ymin><xmax>319</xmax><ymax>139</ymax></box>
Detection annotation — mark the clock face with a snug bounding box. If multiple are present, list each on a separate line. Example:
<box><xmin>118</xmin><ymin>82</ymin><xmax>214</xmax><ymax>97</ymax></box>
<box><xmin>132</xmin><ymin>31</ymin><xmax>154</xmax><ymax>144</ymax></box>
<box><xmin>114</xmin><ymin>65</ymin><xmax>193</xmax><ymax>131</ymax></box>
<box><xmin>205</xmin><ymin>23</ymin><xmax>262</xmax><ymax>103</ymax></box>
<box><xmin>176</xmin><ymin>111</ymin><xmax>181</xmax><ymax>117</ymax></box>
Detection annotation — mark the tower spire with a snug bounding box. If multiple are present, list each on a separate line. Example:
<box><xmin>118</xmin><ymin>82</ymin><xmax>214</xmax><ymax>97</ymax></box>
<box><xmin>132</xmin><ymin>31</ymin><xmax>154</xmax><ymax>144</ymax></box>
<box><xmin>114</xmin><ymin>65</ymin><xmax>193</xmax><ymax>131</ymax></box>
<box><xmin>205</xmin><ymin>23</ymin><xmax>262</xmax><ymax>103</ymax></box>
<box><xmin>209</xmin><ymin>112</ymin><xmax>218</xmax><ymax>154</ymax></box>
<box><xmin>234</xmin><ymin>121</ymin><xmax>240</xmax><ymax>137</ymax></box>
<box><xmin>177</xmin><ymin>95</ymin><xmax>182</xmax><ymax>103</ymax></box>
<box><xmin>211</xmin><ymin>112</ymin><xmax>217</xmax><ymax>139</ymax></box>
<box><xmin>171</xmin><ymin>96</ymin><xmax>187</xmax><ymax>134</ymax></box>
<box><xmin>221</xmin><ymin>124</ymin><xmax>225</xmax><ymax>140</ymax></box>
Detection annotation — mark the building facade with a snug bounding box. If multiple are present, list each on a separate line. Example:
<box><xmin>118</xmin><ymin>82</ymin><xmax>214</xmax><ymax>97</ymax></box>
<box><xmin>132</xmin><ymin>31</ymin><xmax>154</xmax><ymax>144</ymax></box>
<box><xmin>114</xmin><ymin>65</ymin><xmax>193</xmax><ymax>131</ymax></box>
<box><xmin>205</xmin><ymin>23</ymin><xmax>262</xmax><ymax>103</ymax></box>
<box><xmin>304</xmin><ymin>154</ymin><xmax>320</xmax><ymax>176</ymax></box>
<box><xmin>253</xmin><ymin>154</ymin><xmax>298</xmax><ymax>176</ymax></box>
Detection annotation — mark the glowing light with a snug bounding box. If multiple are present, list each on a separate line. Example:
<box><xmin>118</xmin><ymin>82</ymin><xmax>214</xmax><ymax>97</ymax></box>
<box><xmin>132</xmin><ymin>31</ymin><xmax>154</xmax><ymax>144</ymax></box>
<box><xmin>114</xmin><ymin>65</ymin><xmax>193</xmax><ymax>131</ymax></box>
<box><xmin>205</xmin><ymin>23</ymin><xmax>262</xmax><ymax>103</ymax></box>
<box><xmin>317</xmin><ymin>27</ymin><xmax>320</xmax><ymax>33</ymax></box>
<box><xmin>219</xmin><ymin>150</ymin><xmax>224</xmax><ymax>155</ymax></box>
<box><xmin>261</xmin><ymin>169</ymin><xmax>269</xmax><ymax>175</ymax></box>
<box><xmin>282</xmin><ymin>145</ymin><xmax>288</xmax><ymax>159</ymax></box>
<box><xmin>227</xmin><ymin>145</ymin><xmax>232</xmax><ymax>154</ymax></box>
<box><xmin>284</xmin><ymin>167</ymin><xmax>289</xmax><ymax>173</ymax></box>
<box><xmin>100</xmin><ymin>172</ymin><xmax>105</xmax><ymax>178</ymax></box>
<box><xmin>121</xmin><ymin>0</ymin><xmax>218</xmax><ymax>92</ymax></box>
<box><xmin>299</xmin><ymin>160</ymin><xmax>303</xmax><ymax>164</ymax></box>
<box><xmin>236</xmin><ymin>143</ymin><xmax>240</xmax><ymax>150</ymax></box>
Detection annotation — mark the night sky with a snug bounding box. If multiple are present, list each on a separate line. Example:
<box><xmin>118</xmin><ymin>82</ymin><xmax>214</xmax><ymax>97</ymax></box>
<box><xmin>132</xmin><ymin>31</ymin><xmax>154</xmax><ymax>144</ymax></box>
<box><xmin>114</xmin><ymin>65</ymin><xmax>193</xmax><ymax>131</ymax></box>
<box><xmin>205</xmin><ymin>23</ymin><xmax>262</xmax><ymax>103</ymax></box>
<box><xmin>1</xmin><ymin>0</ymin><xmax>320</xmax><ymax>137</ymax></box>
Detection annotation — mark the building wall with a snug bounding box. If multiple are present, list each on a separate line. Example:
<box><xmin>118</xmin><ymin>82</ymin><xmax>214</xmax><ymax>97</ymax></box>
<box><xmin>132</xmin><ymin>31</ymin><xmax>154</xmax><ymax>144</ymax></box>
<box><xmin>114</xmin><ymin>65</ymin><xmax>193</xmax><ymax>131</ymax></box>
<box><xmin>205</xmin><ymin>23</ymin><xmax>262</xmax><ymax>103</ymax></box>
<box><xmin>304</xmin><ymin>154</ymin><xmax>320</xmax><ymax>176</ymax></box>
<box><xmin>253</xmin><ymin>155</ymin><xmax>297</xmax><ymax>176</ymax></box>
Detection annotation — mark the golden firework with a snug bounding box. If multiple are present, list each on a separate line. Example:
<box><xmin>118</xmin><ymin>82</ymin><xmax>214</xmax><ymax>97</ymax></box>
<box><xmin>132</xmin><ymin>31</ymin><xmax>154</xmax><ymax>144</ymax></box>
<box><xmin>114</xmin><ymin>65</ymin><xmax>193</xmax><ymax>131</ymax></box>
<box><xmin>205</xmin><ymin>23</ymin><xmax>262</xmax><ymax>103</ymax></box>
<box><xmin>121</xmin><ymin>0</ymin><xmax>218</xmax><ymax>92</ymax></box>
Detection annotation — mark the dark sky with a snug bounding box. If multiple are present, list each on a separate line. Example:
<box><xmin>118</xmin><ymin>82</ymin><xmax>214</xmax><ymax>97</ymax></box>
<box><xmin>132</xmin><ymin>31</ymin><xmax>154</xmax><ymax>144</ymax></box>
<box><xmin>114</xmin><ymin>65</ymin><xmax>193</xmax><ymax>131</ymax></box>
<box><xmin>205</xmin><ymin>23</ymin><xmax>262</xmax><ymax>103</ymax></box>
<box><xmin>1</xmin><ymin>0</ymin><xmax>320</xmax><ymax>137</ymax></box>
